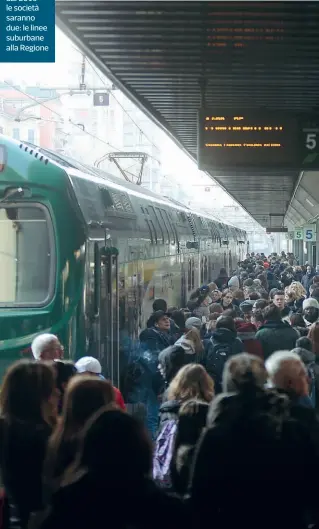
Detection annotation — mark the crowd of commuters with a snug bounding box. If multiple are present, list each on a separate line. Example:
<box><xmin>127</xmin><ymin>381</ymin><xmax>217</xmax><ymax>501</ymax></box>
<box><xmin>1</xmin><ymin>251</ymin><xmax>319</xmax><ymax>528</ymax></box>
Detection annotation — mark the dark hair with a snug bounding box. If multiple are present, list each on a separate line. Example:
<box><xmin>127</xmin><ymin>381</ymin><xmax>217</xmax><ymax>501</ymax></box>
<box><xmin>273</xmin><ymin>290</ymin><xmax>285</xmax><ymax>297</ymax></box>
<box><xmin>252</xmin><ymin>309</ymin><xmax>264</xmax><ymax>325</ymax></box>
<box><xmin>152</xmin><ymin>299</ymin><xmax>167</xmax><ymax>312</ymax></box>
<box><xmin>290</xmin><ymin>313</ymin><xmax>306</xmax><ymax>328</ymax></box>
<box><xmin>170</xmin><ymin>310</ymin><xmax>185</xmax><ymax>331</ymax></box>
<box><xmin>257</xmin><ymin>273</ymin><xmax>268</xmax><ymax>289</ymax></box>
<box><xmin>0</xmin><ymin>360</ymin><xmax>56</xmax><ymax>425</ymax></box>
<box><xmin>295</xmin><ymin>337</ymin><xmax>312</xmax><ymax>352</ymax></box>
<box><xmin>64</xmin><ymin>409</ymin><xmax>152</xmax><ymax>483</ymax></box>
<box><xmin>248</xmin><ymin>292</ymin><xmax>260</xmax><ymax>301</ymax></box>
<box><xmin>311</xmin><ymin>288</ymin><xmax>319</xmax><ymax>300</ymax></box>
<box><xmin>218</xmin><ymin>268</ymin><xmax>227</xmax><ymax>277</ymax></box>
<box><xmin>262</xmin><ymin>303</ymin><xmax>282</xmax><ymax>321</ymax></box>
<box><xmin>259</xmin><ymin>290</ymin><xmax>269</xmax><ymax>300</ymax></box>
<box><xmin>254</xmin><ymin>299</ymin><xmax>268</xmax><ymax>310</ymax></box>
<box><xmin>209</xmin><ymin>312</ymin><xmax>222</xmax><ymax>321</ymax></box>
<box><xmin>158</xmin><ymin>345</ymin><xmax>186</xmax><ymax>384</ymax></box>
<box><xmin>209</xmin><ymin>303</ymin><xmax>223</xmax><ymax>314</ymax></box>
<box><xmin>52</xmin><ymin>361</ymin><xmax>77</xmax><ymax>395</ymax></box>
<box><xmin>232</xmin><ymin>289</ymin><xmax>245</xmax><ymax>301</ymax></box>
<box><xmin>223</xmin><ymin>309</ymin><xmax>238</xmax><ymax>319</ymax></box>
<box><xmin>44</xmin><ymin>376</ymin><xmax>115</xmax><ymax>485</ymax></box>
<box><xmin>216</xmin><ymin>316</ymin><xmax>236</xmax><ymax>332</ymax></box>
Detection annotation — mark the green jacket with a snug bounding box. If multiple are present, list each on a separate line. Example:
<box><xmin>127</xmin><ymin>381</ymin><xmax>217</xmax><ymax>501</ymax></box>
<box><xmin>255</xmin><ymin>320</ymin><xmax>299</xmax><ymax>360</ymax></box>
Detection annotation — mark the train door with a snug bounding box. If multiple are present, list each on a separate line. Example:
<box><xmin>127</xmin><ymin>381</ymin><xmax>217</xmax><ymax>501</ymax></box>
<box><xmin>99</xmin><ymin>246</ymin><xmax>120</xmax><ymax>388</ymax></box>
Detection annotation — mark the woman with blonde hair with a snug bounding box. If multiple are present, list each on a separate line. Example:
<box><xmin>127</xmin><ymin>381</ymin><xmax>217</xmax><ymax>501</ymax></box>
<box><xmin>284</xmin><ymin>281</ymin><xmax>306</xmax><ymax>313</ymax></box>
<box><xmin>154</xmin><ymin>364</ymin><xmax>214</xmax><ymax>490</ymax></box>
<box><xmin>43</xmin><ymin>375</ymin><xmax>116</xmax><ymax>499</ymax></box>
<box><xmin>158</xmin><ymin>364</ymin><xmax>214</xmax><ymax>435</ymax></box>
<box><xmin>0</xmin><ymin>361</ymin><xmax>57</xmax><ymax>528</ymax></box>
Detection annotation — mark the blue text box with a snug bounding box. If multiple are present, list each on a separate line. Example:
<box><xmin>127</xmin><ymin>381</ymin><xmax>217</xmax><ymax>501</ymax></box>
<box><xmin>0</xmin><ymin>0</ymin><xmax>55</xmax><ymax>63</ymax></box>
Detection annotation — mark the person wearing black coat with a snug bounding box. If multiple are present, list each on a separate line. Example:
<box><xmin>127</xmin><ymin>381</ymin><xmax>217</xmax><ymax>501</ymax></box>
<box><xmin>34</xmin><ymin>409</ymin><xmax>188</xmax><ymax>529</ymax></box>
<box><xmin>204</xmin><ymin>316</ymin><xmax>244</xmax><ymax>392</ymax></box>
<box><xmin>189</xmin><ymin>353</ymin><xmax>319</xmax><ymax>529</ymax></box>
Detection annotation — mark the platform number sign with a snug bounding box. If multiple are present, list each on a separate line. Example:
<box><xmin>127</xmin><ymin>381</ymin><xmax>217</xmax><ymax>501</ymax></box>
<box><xmin>294</xmin><ymin>228</ymin><xmax>303</xmax><ymax>240</ymax></box>
<box><xmin>302</xmin><ymin>117</ymin><xmax>319</xmax><ymax>169</ymax></box>
<box><xmin>306</xmin><ymin>132</ymin><xmax>317</xmax><ymax>151</ymax></box>
<box><xmin>303</xmin><ymin>225</ymin><xmax>316</xmax><ymax>242</ymax></box>
<box><xmin>93</xmin><ymin>92</ymin><xmax>109</xmax><ymax>107</ymax></box>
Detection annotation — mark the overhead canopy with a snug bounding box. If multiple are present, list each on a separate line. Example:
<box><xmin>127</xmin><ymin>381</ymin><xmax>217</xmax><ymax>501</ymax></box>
<box><xmin>55</xmin><ymin>1</ymin><xmax>319</xmax><ymax>227</ymax></box>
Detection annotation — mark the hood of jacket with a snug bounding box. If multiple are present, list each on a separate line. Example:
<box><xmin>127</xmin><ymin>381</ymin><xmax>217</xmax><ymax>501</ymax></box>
<box><xmin>211</xmin><ymin>327</ymin><xmax>237</xmax><ymax>343</ymax></box>
<box><xmin>174</xmin><ymin>335</ymin><xmax>196</xmax><ymax>354</ymax></box>
<box><xmin>236</xmin><ymin>322</ymin><xmax>257</xmax><ymax>341</ymax></box>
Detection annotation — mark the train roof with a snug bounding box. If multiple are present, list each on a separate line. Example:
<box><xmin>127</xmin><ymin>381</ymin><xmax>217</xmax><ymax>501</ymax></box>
<box><xmin>1</xmin><ymin>136</ymin><xmax>246</xmax><ymax>236</ymax></box>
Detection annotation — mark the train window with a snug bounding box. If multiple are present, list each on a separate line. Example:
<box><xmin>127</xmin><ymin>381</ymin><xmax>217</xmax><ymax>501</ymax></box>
<box><xmin>0</xmin><ymin>204</ymin><xmax>54</xmax><ymax>307</ymax></box>
<box><xmin>163</xmin><ymin>210</ymin><xmax>175</xmax><ymax>244</ymax></box>
<box><xmin>100</xmin><ymin>188</ymin><xmax>114</xmax><ymax>209</ymax></box>
<box><xmin>149</xmin><ymin>206</ymin><xmax>164</xmax><ymax>244</ymax></box>
<box><xmin>157</xmin><ymin>208</ymin><xmax>170</xmax><ymax>244</ymax></box>
<box><xmin>167</xmin><ymin>211</ymin><xmax>178</xmax><ymax>245</ymax></box>
<box><xmin>145</xmin><ymin>219</ymin><xmax>154</xmax><ymax>244</ymax></box>
<box><xmin>149</xmin><ymin>219</ymin><xmax>157</xmax><ymax>244</ymax></box>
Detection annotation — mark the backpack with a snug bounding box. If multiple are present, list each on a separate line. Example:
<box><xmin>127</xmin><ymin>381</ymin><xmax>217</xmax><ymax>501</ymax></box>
<box><xmin>153</xmin><ymin>419</ymin><xmax>177</xmax><ymax>489</ymax></box>
<box><xmin>206</xmin><ymin>339</ymin><xmax>232</xmax><ymax>393</ymax></box>
<box><xmin>308</xmin><ymin>361</ymin><xmax>316</xmax><ymax>407</ymax></box>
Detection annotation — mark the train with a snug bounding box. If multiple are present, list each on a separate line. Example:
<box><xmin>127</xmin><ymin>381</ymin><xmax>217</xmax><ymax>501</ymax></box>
<box><xmin>0</xmin><ymin>134</ymin><xmax>247</xmax><ymax>385</ymax></box>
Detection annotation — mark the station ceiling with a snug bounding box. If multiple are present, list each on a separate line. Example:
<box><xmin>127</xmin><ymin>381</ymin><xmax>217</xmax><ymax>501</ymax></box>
<box><xmin>56</xmin><ymin>1</ymin><xmax>319</xmax><ymax>228</ymax></box>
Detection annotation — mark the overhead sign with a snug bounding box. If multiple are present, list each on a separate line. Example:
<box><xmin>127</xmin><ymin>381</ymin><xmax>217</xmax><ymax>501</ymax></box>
<box><xmin>266</xmin><ymin>227</ymin><xmax>288</xmax><ymax>233</ymax></box>
<box><xmin>197</xmin><ymin>110</ymin><xmax>319</xmax><ymax>172</ymax></box>
<box><xmin>294</xmin><ymin>228</ymin><xmax>303</xmax><ymax>240</ymax></box>
<box><xmin>303</xmin><ymin>225</ymin><xmax>316</xmax><ymax>242</ymax></box>
<box><xmin>286</xmin><ymin>232</ymin><xmax>294</xmax><ymax>240</ymax></box>
<box><xmin>93</xmin><ymin>92</ymin><xmax>109</xmax><ymax>107</ymax></box>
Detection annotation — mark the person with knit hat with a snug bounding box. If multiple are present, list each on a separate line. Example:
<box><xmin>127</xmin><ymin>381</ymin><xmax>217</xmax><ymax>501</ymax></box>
<box><xmin>239</xmin><ymin>300</ymin><xmax>255</xmax><ymax>322</ymax></box>
<box><xmin>302</xmin><ymin>298</ymin><xmax>319</xmax><ymax>327</ymax></box>
<box><xmin>228</xmin><ymin>276</ymin><xmax>240</xmax><ymax>291</ymax></box>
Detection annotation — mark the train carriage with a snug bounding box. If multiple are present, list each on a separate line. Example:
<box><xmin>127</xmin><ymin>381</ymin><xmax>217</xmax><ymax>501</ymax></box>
<box><xmin>0</xmin><ymin>135</ymin><xmax>247</xmax><ymax>385</ymax></box>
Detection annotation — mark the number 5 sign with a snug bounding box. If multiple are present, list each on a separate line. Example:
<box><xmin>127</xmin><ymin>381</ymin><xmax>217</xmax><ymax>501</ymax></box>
<box><xmin>303</xmin><ymin>225</ymin><xmax>316</xmax><ymax>242</ymax></box>
<box><xmin>294</xmin><ymin>228</ymin><xmax>303</xmax><ymax>240</ymax></box>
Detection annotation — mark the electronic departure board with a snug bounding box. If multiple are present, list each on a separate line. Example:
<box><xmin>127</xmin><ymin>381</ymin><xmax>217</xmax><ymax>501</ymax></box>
<box><xmin>197</xmin><ymin>110</ymin><xmax>319</xmax><ymax>172</ymax></box>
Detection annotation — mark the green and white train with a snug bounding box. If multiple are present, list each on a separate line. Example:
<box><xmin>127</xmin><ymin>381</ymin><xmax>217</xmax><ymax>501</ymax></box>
<box><xmin>0</xmin><ymin>135</ymin><xmax>247</xmax><ymax>385</ymax></box>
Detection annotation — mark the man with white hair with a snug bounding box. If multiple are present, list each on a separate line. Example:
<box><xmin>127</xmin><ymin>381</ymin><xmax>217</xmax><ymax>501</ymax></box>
<box><xmin>31</xmin><ymin>333</ymin><xmax>64</xmax><ymax>361</ymax></box>
<box><xmin>266</xmin><ymin>351</ymin><xmax>311</xmax><ymax>406</ymax></box>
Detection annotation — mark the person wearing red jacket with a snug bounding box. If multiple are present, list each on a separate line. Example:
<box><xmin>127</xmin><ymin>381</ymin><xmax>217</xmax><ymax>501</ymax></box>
<box><xmin>75</xmin><ymin>356</ymin><xmax>126</xmax><ymax>411</ymax></box>
<box><xmin>234</xmin><ymin>320</ymin><xmax>263</xmax><ymax>359</ymax></box>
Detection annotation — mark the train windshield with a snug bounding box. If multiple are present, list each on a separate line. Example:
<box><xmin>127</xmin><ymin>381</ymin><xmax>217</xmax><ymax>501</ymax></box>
<box><xmin>0</xmin><ymin>205</ymin><xmax>53</xmax><ymax>306</ymax></box>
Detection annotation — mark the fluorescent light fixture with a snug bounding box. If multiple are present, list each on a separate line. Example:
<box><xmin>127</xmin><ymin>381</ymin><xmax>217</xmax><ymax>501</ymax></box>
<box><xmin>306</xmin><ymin>197</ymin><xmax>314</xmax><ymax>207</ymax></box>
